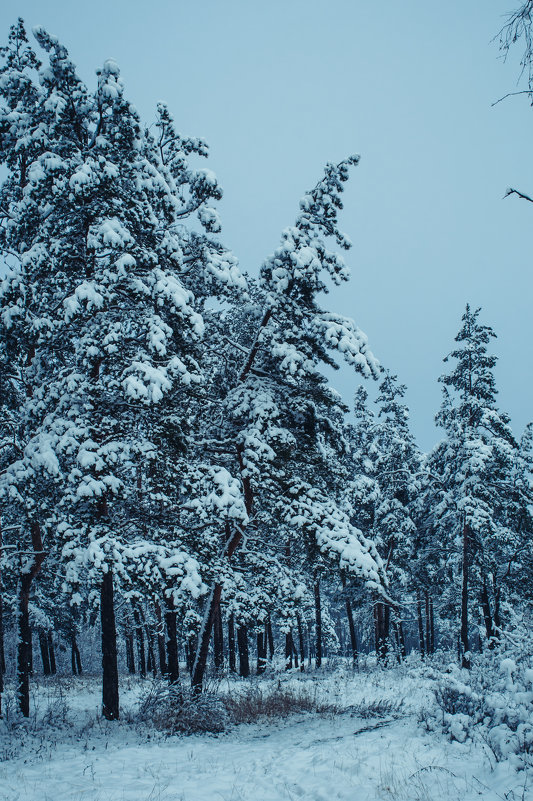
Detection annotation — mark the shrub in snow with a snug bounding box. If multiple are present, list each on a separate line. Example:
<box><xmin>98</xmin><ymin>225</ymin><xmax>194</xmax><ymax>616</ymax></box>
<box><xmin>426</xmin><ymin>638</ymin><xmax>533</xmax><ymax>766</ymax></box>
<box><xmin>139</xmin><ymin>682</ymin><xmax>229</xmax><ymax>734</ymax></box>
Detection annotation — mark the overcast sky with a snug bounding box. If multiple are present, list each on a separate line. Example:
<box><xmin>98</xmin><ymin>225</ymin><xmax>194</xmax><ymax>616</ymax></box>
<box><xmin>1</xmin><ymin>0</ymin><xmax>532</xmax><ymax>450</ymax></box>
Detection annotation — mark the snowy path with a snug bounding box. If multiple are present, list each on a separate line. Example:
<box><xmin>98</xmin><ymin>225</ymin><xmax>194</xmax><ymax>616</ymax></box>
<box><xmin>0</xmin><ymin>712</ymin><xmax>526</xmax><ymax>801</ymax></box>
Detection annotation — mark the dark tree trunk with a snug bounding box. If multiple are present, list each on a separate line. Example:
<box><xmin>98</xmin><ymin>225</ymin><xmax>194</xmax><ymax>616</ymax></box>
<box><xmin>213</xmin><ymin>604</ymin><xmax>224</xmax><ymax>671</ymax></box>
<box><xmin>345</xmin><ymin>598</ymin><xmax>358</xmax><ymax>666</ymax></box>
<box><xmin>460</xmin><ymin>523</ymin><xmax>470</xmax><ymax>669</ymax></box>
<box><xmin>71</xmin><ymin>633</ymin><xmax>82</xmax><ymax>675</ymax></box>
<box><xmin>392</xmin><ymin>621</ymin><xmax>401</xmax><ymax>663</ymax></box>
<box><xmin>17</xmin><ymin>583</ymin><xmax>32</xmax><ymax>715</ymax></box>
<box><xmin>291</xmin><ymin>632</ymin><xmax>299</xmax><ymax>668</ymax></box>
<box><xmin>186</xmin><ymin>634</ymin><xmax>197</xmax><ymax>675</ymax></box>
<box><xmin>17</xmin><ymin>522</ymin><xmax>45</xmax><ymax>717</ymax></box>
<box><xmin>0</xmin><ymin>593</ymin><xmax>5</xmax><ymax>675</ymax></box>
<box><xmin>481</xmin><ymin>576</ymin><xmax>495</xmax><ymax>648</ymax></box>
<box><xmin>0</xmin><ymin>525</ymin><xmax>4</xmax><ymax>677</ymax></box>
<box><xmin>296</xmin><ymin>613</ymin><xmax>305</xmax><ymax>672</ymax></box>
<box><xmin>266</xmin><ymin>616</ymin><xmax>275</xmax><ymax>659</ymax></box>
<box><xmin>101</xmin><ymin>569</ymin><xmax>119</xmax><ymax>720</ymax></box>
<box><xmin>164</xmin><ymin>595</ymin><xmax>179</xmax><ymax>685</ymax></box>
<box><xmin>145</xmin><ymin>626</ymin><xmax>157</xmax><ymax>677</ymax></box>
<box><xmin>191</xmin><ymin>585</ymin><xmax>221</xmax><ymax>691</ymax></box>
<box><xmin>228</xmin><ymin>614</ymin><xmax>236</xmax><ymax>673</ymax></box>
<box><xmin>133</xmin><ymin>607</ymin><xmax>146</xmax><ymax>679</ymax></box>
<box><xmin>493</xmin><ymin>578</ymin><xmax>502</xmax><ymax>634</ymax></box>
<box><xmin>47</xmin><ymin>631</ymin><xmax>56</xmax><ymax>675</ymax></box>
<box><xmin>39</xmin><ymin>631</ymin><xmax>51</xmax><ymax>675</ymax></box>
<box><xmin>125</xmin><ymin>631</ymin><xmax>135</xmax><ymax>674</ymax></box>
<box><xmin>190</xmin><ymin>409</ymin><xmax>258</xmax><ymax>693</ymax></box>
<box><xmin>256</xmin><ymin>629</ymin><xmax>267</xmax><ymax>675</ymax></box>
<box><xmin>429</xmin><ymin>598</ymin><xmax>435</xmax><ymax>653</ymax></box>
<box><xmin>398</xmin><ymin>619</ymin><xmax>407</xmax><ymax>660</ymax></box>
<box><xmin>191</xmin><ymin>519</ymin><xmax>241</xmax><ymax>692</ymax></box>
<box><xmin>154</xmin><ymin>602</ymin><xmax>167</xmax><ymax>676</ymax></box>
<box><xmin>425</xmin><ymin>592</ymin><xmax>432</xmax><ymax>656</ymax></box>
<box><xmin>416</xmin><ymin>590</ymin><xmax>426</xmax><ymax>659</ymax></box>
<box><xmin>314</xmin><ymin>578</ymin><xmax>322</xmax><ymax>668</ymax></box>
<box><xmin>285</xmin><ymin>631</ymin><xmax>293</xmax><ymax>669</ymax></box>
<box><xmin>0</xmin><ymin>523</ymin><xmax>2</xmax><ymax>716</ymax></box>
<box><xmin>237</xmin><ymin>625</ymin><xmax>250</xmax><ymax>678</ymax></box>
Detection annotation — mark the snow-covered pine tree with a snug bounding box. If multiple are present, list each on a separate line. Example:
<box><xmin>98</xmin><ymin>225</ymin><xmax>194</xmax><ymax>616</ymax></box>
<box><xmin>426</xmin><ymin>305</ymin><xmax>518</xmax><ymax>667</ymax></box>
<box><xmin>372</xmin><ymin>372</ymin><xmax>420</xmax><ymax>658</ymax></box>
<box><xmin>190</xmin><ymin>158</ymin><xmax>388</xmax><ymax>691</ymax></box>
<box><xmin>0</xmin><ymin>21</ymin><xmax>243</xmax><ymax>715</ymax></box>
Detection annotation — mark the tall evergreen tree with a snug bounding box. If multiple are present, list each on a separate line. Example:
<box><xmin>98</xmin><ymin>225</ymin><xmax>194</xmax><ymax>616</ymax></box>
<box><xmin>0</xmin><ymin>21</ymin><xmax>242</xmax><ymax>715</ymax></box>
<box><xmin>426</xmin><ymin>305</ymin><xmax>518</xmax><ymax>667</ymax></box>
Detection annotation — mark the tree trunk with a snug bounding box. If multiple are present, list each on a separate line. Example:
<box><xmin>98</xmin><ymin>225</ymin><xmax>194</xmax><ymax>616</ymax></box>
<box><xmin>228</xmin><ymin>614</ymin><xmax>236</xmax><ymax>673</ymax></box>
<box><xmin>314</xmin><ymin>578</ymin><xmax>322</xmax><ymax>668</ymax></box>
<box><xmin>125</xmin><ymin>631</ymin><xmax>135</xmax><ymax>674</ymax></box>
<box><xmin>213</xmin><ymin>604</ymin><xmax>224</xmax><ymax>672</ymax></box>
<box><xmin>237</xmin><ymin>625</ymin><xmax>249</xmax><ymax>678</ymax></box>
<box><xmin>39</xmin><ymin>630</ymin><xmax>51</xmax><ymax>675</ymax></box>
<box><xmin>256</xmin><ymin>629</ymin><xmax>267</xmax><ymax>675</ymax></box>
<box><xmin>266</xmin><ymin>616</ymin><xmax>275</xmax><ymax>659</ymax></box>
<box><xmin>17</xmin><ymin>522</ymin><xmax>45</xmax><ymax>717</ymax></box>
<box><xmin>0</xmin><ymin>525</ymin><xmax>4</xmax><ymax>678</ymax></box>
<box><xmin>191</xmin><ymin>520</ymin><xmax>239</xmax><ymax>693</ymax></box>
<box><xmin>398</xmin><ymin>619</ymin><xmax>407</xmax><ymax>660</ymax></box>
<box><xmin>416</xmin><ymin>590</ymin><xmax>426</xmax><ymax>659</ymax></box>
<box><xmin>145</xmin><ymin>625</ymin><xmax>157</xmax><ymax>677</ymax></box>
<box><xmin>345</xmin><ymin>598</ymin><xmax>358</xmax><ymax>667</ymax></box>
<box><xmin>481</xmin><ymin>576</ymin><xmax>495</xmax><ymax>649</ymax></box>
<box><xmin>493</xmin><ymin>578</ymin><xmax>502</xmax><ymax>634</ymax></box>
<box><xmin>296</xmin><ymin>613</ymin><xmax>306</xmax><ymax>672</ymax></box>
<box><xmin>101</xmin><ymin>569</ymin><xmax>119</xmax><ymax>720</ymax></box>
<box><xmin>0</xmin><ymin>593</ymin><xmax>5</xmax><ymax>675</ymax></box>
<box><xmin>191</xmin><ymin>585</ymin><xmax>221</xmax><ymax>691</ymax></box>
<box><xmin>392</xmin><ymin>620</ymin><xmax>402</xmax><ymax>663</ymax></box>
<box><xmin>425</xmin><ymin>592</ymin><xmax>432</xmax><ymax>656</ymax></box>
<box><xmin>47</xmin><ymin>631</ymin><xmax>56</xmax><ymax>675</ymax></box>
<box><xmin>460</xmin><ymin>522</ymin><xmax>470</xmax><ymax>669</ymax></box>
<box><xmin>133</xmin><ymin>606</ymin><xmax>146</xmax><ymax>679</ymax></box>
<box><xmin>429</xmin><ymin>597</ymin><xmax>435</xmax><ymax>653</ymax></box>
<box><xmin>17</xmin><ymin>579</ymin><xmax>33</xmax><ymax>715</ymax></box>
<box><xmin>291</xmin><ymin>631</ymin><xmax>299</xmax><ymax>668</ymax></box>
<box><xmin>71</xmin><ymin>633</ymin><xmax>82</xmax><ymax>675</ymax></box>
<box><xmin>154</xmin><ymin>602</ymin><xmax>167</xmax><ymax>676</ymax></box>
<box><xmin>285</xmin><ymin>631</ymin><xmax>293</xmax><ymax>670</ymax></box>
<box><xmin>164</xmin><ymin>594</ymin><xmax>179</xmax><ymax>685</ymax></box>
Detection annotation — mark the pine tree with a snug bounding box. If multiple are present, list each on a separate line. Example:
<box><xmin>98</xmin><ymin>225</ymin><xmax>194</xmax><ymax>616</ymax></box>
<box><xmin>0</xmin><ymin>21</ymin><xmax>242</xmax><ymax>715</ymax></box>
<box><xmin>427</xmin><ymin>305</ymin><xmax>518</xmax><ymax>667</ymax></box>
<box><xmin>190</xmin><ymin>159</ymin><xmax>388</xmax><ymax>691</ymax></box>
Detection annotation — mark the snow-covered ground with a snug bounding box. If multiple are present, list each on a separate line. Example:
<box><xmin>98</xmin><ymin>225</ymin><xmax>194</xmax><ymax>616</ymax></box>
<box><xmin>0</xmin><ymin>664</ymin><xmax>529</xmax><ymax>801</ymax></box>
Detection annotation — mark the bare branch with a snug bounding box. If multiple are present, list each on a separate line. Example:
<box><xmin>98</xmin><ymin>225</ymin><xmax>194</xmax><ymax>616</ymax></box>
<box><xmin>504</xmin><ymin>186</ymin><xmax>533</xmax><ymax>203</ymax></box>
<box><xmin>491</xmin><ymin>89</ymin><xmax>533</xmax><ymax>106</ymax></box>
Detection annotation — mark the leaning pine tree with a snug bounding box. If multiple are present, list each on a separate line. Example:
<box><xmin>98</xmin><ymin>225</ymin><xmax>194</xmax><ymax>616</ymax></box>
<box><xmin>190</xmin><ymin>157</ymin><xmax>389</xmax><ymax>692</ymax></box>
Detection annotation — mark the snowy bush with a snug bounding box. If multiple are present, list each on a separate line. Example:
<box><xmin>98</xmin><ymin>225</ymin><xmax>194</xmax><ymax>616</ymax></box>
<box><xmin>139</xmin><ymin>683</ymin><xmax>229</xmax><ymax>735</ymax></box>
<box><xmin>426</xmin><ymin>638</ymin><xmax>533</xmax><ymax>765</ymax></box>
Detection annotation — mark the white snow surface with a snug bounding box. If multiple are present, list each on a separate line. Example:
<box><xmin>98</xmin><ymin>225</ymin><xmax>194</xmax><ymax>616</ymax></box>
<box><xmin>0</xmin><ymin>665</ymin><xmax>528</xmax><ymax>801</ymax></box>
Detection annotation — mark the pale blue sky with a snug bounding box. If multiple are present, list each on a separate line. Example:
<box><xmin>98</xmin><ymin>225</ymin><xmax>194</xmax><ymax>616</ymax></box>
<box><xmin>2</xmin><ymin>0</ymin><xmax>532</xmax><ymax>449</ymax></box>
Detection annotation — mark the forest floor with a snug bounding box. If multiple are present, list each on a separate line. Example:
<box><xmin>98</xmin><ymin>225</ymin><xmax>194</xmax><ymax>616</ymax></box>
<box><xmin>0</xmin><ymin>661</ymin><xmax>529</xmax><ymax>801</ymax></box>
